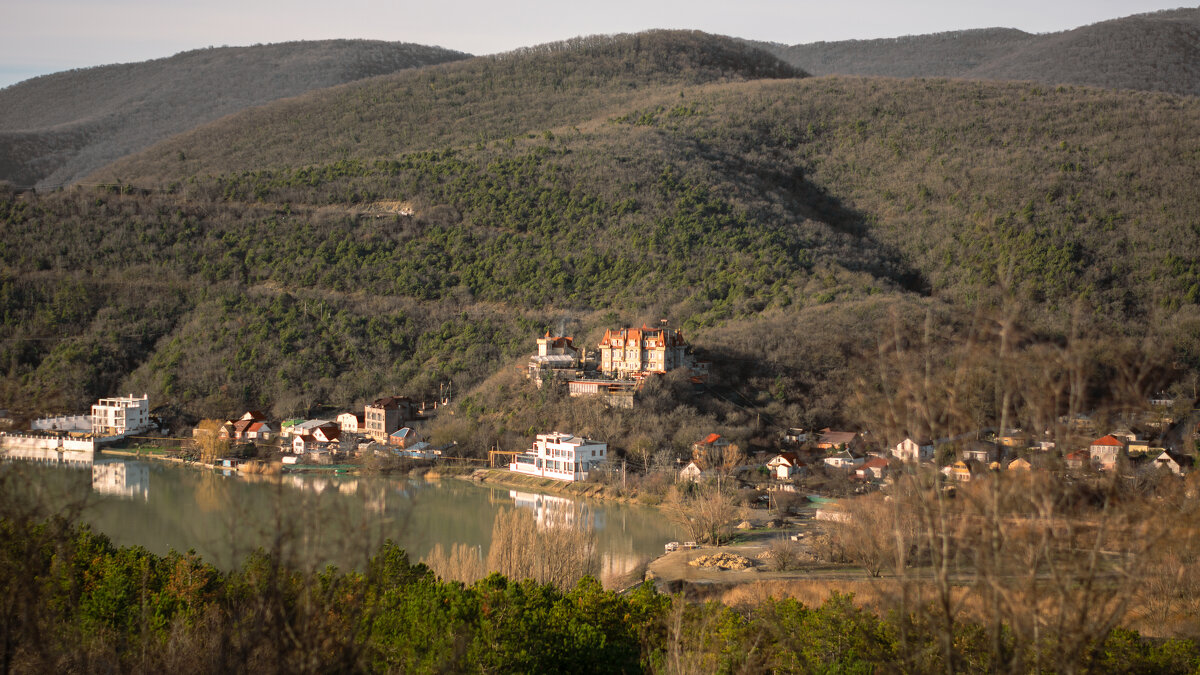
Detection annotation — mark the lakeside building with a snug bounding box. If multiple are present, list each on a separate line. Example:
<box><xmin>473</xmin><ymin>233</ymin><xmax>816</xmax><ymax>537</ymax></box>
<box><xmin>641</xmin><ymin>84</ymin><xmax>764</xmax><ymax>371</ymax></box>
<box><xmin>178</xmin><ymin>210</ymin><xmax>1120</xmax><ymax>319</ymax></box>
<box><xmin>597</xmin><ymin>325</ymin><xmax>688</xmax><ymax>378</ymax></box>
<box><xmin>509</xmin><ymin>432</ymin><xmax>607</xmax><ymax>482</ymax></box>
<box><xmin>90</xmin><ymin>394</ymin><xmax>150</xmax><ymax>437</ymax></box>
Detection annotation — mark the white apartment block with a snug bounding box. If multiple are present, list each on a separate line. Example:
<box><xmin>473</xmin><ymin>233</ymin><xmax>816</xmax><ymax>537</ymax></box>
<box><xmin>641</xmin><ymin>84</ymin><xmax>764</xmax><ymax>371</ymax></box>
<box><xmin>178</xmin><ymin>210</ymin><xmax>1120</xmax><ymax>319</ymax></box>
<box><xmin>91</xmin><ymin>394</ymin><xmax>150</xmax><ymax>437</ymax></box>
<box><xmin>510</xmin><ymin>432</ymin><xmax>607</xmax><ymax>482</ymax></box>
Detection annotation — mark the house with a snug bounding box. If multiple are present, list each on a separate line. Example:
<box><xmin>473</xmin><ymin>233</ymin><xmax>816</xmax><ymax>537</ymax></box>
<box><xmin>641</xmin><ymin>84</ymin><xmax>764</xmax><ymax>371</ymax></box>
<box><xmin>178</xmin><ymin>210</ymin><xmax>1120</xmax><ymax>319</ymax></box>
<box><xmin>597</xmin><ymin>325</ymin><xmax>688</xmax><ymax>378</ymax></box>
<box><xmin>766</xmin><ymin>452</ymin><xmax>805</xmax><ymax>480</ymax></box>
<box><xmin>509</xmin><ymin>432</ymin><xmax>607</xmax><ymax>482</ymax></box>
<box><xmin>1089</xmin><ymin>435</ymin><xmax>1126</xmax><ymax>470</ymax></box>
<box><xmin>311</xmin><ymin>424</ymin><xmax>339</xmax><ymax>444</ymax></box>
<box><xmin>962</xmin><ymin>441</ymin><xmax>999</xmax><ymax>464</ymax></box>
<box><xmin>891</xmin><ymin>437</ymin><xmax>934</xmax><ymax>463</ymax></box>
<box><xmin>824</xmin><ymin>450</ymin><xmax>863</xmax><ymax>469</ymax></box>
<box><xmin>393</xmin><ymin>441</ymin><xmax>436</xmax><ymax>459</ymax></box>
<box><xmin>816</xmin><ymin>429</ymin><xmax>858</xmax><ymax>451</ymax></box>
<box><xmin>855</xmin><ymin>456</ymin><xmax>890</xmax><ymax>480</ymax></box>
<box><xmin>1007</xmin><ymin>457</ymin><xmax>1032</xmax><ymax>471</ymax></box>
<box><xmin>279</xmin><ymin>419</ymin><xmax>305</xmax><ymax>438</ymax></box>
<box><xmin>527</xmin><ymin>333</ymin><xmax>583</xmax><ymax>384</ymax></box>
<box><xmin>1065</xmin><ymin>449</ymin><xmax>1092</xmax><ymax>470</ymax></box>
<box><xmin>242</xmin><ymin>421</ymin><xmax>273</xmax><ymax>441</ymax></box>
<box><xmin>692</xmin><ymin>433</ymin><xmax>731</xmax><ymax>457</ymax></box>
<box><xmin>239</xmin><ymin>410</ymin><xmax>267</xmax><ymax>422</ymax></box>
<box><xmin>944</xmin><ymin>461</ymin><xmax>973</xmax><ymax>482</ymax></box>
<box><xmin>337</xmin><ymin>412</ymin><xmax>364</xmax><ymax>434</ymax></box>
<box><xmin>90</xmin><ymin>394</ymin><xmax>151</xmax><ymax>437</ymax></box>
<box><xmin>679</xmin><ymin>460</ymin><xmax>707</xmax><ymax>483</ymax></box>
<box><xmin>1153</xmin><ymin>451</ymin><xmax>1194</xmax><ymax>475</ymax></box>
<box><xmin>364</xmin><ymin>396</ymin><xmax>418</xmax><ymax>442</ymax></box>
<box><xmin>388</xmin><ymin>427</ymin><xmax>424</xmax><ymax>449</ymax></box>
<box><xmin>784</xmin><ymin>428</ymin><xmax>808</xmax><ymax>444</ymax></box>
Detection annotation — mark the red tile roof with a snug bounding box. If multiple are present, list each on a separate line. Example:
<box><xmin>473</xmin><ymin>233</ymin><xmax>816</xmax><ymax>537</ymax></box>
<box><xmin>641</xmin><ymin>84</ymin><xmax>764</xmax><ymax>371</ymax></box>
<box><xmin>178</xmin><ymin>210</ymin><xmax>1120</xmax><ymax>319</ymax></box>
<box><xmin>1091</xmin><ymin>435</ymin><xmax>1125</xmax><ymax>448</ymax></box>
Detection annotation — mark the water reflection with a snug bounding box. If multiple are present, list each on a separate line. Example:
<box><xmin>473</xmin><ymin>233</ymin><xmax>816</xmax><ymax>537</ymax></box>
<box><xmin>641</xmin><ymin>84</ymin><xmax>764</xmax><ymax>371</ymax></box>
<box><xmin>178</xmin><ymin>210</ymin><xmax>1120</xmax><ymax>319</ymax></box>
<box><xmin>10</xmin><ymin>456</ymin><xmax>679</xmax><ymax>585</ymax></box>
<box><xmin>92</xmin><ymin>460</ymin><xmax>149</xmax><ymax>500</ymax></box>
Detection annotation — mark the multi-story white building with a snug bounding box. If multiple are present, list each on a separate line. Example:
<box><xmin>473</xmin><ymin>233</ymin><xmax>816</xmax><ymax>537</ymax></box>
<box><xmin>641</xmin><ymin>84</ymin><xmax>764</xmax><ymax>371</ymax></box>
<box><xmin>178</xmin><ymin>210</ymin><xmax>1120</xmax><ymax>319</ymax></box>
<box><xmin>509</xmin><ymin>432</ymin><xmax>607</xmax><ymax>482</ymax></box>
<box><xmin>597</xmin><ymin>325</ymin><xmax>687</xmax><ymax>379</ymax></box>
<box><xmin>90</xmin><ymin>394</ymin><xmax>150</xmax><ymax>437</ymax></box>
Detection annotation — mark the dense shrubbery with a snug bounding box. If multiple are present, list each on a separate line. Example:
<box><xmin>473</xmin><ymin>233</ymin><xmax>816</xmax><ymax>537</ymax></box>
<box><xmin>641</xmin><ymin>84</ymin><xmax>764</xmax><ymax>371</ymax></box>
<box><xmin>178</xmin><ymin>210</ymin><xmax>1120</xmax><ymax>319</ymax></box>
<box><xmin>1</xmin><ymin>517</ymin><xmax>1196</xmax><ymax>673</ymax></box>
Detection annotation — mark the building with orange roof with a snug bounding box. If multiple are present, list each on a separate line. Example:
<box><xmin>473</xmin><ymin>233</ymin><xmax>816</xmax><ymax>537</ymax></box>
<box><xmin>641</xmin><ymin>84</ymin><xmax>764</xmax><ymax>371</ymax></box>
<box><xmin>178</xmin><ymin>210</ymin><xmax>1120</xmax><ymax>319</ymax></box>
<box><xmin>597</xmin><ymin>325</ymin><xmax>688</xmax><ymax>379</ymax></box>
<box><xmin>1089</xmin><ymin>434</ymin><xmax>1127</xmax><ymax>470</ymax></box>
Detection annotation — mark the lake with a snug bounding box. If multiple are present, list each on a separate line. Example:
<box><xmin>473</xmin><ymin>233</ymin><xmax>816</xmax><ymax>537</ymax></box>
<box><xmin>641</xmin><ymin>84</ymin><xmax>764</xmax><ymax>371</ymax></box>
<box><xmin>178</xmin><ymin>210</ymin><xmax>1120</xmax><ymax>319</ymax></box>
<box><xmin>1</xmin><ymin>454</ymin><xmax>680</xmax><ymax>586</ymax></box>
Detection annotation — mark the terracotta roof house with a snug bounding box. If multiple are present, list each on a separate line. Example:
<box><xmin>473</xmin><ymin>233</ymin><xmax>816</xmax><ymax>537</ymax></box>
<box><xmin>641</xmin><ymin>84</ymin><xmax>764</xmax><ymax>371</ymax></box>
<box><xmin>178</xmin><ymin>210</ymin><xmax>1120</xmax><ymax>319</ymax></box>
<box><xmin>855</xmin><ymin>456</ymin><xmax>890</xmax><ymax>480</ymax></box>
<box><xmin>1089</xmin><ymin>435</ymin><xmax>1126</xmax><ymax>470</ymax></box>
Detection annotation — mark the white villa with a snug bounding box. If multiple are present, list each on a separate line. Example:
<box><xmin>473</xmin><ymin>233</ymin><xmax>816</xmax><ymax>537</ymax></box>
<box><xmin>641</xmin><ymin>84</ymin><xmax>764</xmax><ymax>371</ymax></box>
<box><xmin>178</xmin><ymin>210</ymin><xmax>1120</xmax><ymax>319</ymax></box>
<box><xmin>509</xmin><ymin>432</ymin><xmax>607</xmax><ymax>482</ymax></box>
<box><xmin>90</xmin><ymin>394</ymin><xmax>150</xmax><ymax>437</ymax></box>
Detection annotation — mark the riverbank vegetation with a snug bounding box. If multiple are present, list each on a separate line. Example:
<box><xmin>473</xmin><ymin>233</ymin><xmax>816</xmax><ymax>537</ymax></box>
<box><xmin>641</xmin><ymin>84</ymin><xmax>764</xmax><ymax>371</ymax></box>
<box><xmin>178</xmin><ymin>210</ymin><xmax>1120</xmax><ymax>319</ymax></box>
<box><xmin>2</xmin><ymin>510</ymin><xmax>1198</xmax><ymax>674</ymax></box>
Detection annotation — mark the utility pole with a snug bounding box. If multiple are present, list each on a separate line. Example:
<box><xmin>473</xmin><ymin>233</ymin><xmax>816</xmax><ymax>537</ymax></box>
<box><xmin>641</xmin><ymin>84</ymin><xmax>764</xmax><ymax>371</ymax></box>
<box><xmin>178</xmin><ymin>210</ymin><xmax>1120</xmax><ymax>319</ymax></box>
<box><xmin>622</xmin><ymin>459</ymin><xmax>626</xmax><ymax>489</ymax></box>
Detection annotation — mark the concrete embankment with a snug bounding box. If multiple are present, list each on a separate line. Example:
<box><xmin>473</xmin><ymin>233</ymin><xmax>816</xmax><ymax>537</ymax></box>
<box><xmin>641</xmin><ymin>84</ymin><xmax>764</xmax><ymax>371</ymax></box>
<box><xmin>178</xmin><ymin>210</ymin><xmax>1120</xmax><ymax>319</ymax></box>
<box><xmin>457</xmin><ymin>468</ymin><xmax>652</xmax><ymax>505</ymax></box>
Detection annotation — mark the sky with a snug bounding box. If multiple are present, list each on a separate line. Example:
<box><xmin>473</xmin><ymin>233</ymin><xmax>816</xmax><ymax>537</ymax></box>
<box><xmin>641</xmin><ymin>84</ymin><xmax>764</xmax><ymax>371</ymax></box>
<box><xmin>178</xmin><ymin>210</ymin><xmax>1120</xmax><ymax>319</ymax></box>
<box><xmin>0</xmin><ymin>1</ymin><xmax>1191</xmax><ymax>89</ymax></box>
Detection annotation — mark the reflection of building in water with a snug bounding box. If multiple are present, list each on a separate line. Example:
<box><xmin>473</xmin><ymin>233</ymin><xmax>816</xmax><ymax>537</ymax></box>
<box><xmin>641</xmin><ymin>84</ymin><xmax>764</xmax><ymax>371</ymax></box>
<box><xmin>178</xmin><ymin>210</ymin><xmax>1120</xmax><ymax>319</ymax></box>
<box><xmin>92</xmin><ymin>461</ymin><xmax>150</xmax><ymax>500</ymax></box>
<box><xmin>599</xmin><ymin>552</ymin><xmax>644</xmax><ymax>588</ymax></box>
<box><xmin>508</xmin><ymin>490</ymin><xmax>606</xmax><ymax>531</ymax></box>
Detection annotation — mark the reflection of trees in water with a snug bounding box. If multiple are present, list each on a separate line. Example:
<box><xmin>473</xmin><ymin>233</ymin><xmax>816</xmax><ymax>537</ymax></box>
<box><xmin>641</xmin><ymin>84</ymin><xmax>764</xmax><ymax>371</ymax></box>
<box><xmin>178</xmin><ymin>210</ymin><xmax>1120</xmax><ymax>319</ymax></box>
<box><xmin>193</xmin><ymin>470</ymin><xmax>224</xmax><ymax>513</ymax></box>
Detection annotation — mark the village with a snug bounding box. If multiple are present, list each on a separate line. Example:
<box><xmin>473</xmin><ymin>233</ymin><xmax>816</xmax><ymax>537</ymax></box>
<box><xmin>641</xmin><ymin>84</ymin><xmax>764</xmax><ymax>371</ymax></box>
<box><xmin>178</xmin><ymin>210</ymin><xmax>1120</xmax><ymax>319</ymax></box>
<box><xmin>3</xmin><ymin>323</ymin><xmax>1197</xmax><ymax>507</ymax></box>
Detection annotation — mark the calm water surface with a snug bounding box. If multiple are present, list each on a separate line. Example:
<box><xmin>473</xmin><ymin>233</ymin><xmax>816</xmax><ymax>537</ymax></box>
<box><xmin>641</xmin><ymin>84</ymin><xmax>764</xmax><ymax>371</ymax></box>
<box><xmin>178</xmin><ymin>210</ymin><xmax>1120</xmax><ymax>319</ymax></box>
<box><xmin>4</xmin><ymin>456</ymin><xmax>679</xmax><ymax>585</ymax></box>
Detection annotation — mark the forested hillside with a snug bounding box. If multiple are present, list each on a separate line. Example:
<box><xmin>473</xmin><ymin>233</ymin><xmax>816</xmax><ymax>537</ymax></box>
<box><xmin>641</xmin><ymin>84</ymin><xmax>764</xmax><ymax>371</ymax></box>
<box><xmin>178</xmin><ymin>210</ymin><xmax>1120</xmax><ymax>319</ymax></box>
<box><xmin>760</xmin><ymin>8</ymin><xmax>1200</xmax><ymax>97</ymax></box>
<box><xmin>0</xmin><ymin>40</ymin><xmax>470</xmax><ymax>189</ymax></box>
<box><xmin>2</xmin><ymin>31</ymin><xmax>1199</xmax><ymax>452</ymax></box>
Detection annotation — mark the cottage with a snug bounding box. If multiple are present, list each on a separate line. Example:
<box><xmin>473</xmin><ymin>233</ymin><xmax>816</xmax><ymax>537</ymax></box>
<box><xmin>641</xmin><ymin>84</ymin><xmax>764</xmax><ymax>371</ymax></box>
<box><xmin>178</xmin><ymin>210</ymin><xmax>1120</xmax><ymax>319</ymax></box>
<box><xmin>766</xmin><ymin>452</ymin><xmax>805</xmax><ymax>480</ymax></box>
<box><xmin>388</xmin><ymin>426</ymin><xmax>424</xmax><ymax>449</ymax></box>
<box><xmin>509</xmin><ymin>432</ymin><xmax>607</xmax><ymax>482</ymax></box>
<box><xmin>678</xmin><ymin>460</ymin><xmax>707</xmax><ymax>483</ymax></box>
<box><xmin>891</xmin><ymin>437</ymin><xmax>934</xmax><ymax>463</ymax></box>
<box><xmin>1006</xmin><ymin>457</ymin><xmax>1032</xmax><ymax>471</ymax></box>
<box><xmin>337</xmin><ymin>412</ymin><xmax>364</xmax><ymax>434</ymax></box>
<box><xmin>824</xmin><ymin>450</ymin><xmax>863</xmax><ymax>470</ymax></box>
<box><xmin>855</xmin><ymin>456</ymin><xmax>890</xmax><ymax>480</ymax></box>
<box><xmin>944</xmin><ymin>461</ymin><xmax>973</xmax><ymax>482</ymax></box>
<box><xmin>962</xmin><ymin>441</ymin><xmax>999</xmax><ymax>464</ymax></box>
<box><xmin>1154</xmin><ymin>451</ymin><xmax>1194</xmax><ymax>475</ymax></box>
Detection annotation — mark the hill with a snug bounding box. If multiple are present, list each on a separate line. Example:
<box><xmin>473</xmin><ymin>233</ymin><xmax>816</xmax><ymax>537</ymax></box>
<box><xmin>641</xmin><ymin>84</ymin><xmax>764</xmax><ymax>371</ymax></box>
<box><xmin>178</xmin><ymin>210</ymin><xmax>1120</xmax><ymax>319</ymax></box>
<box><xmin>0</xmin><ymin>40</ymin><xmax>470</xmax><ymax>189</ymax></box>
<box><xmin>759</xmin><ymin>8</ymin><xmax>1200</xmax><ymax>97</ymax></box>
<box><xmin>90</xmin><ymin>31</ymin><xmax>805</xmax><ymax>185</ymax></box>
<box><xmin>2</xmin><ymin>31</ymin><xmax>1199</xmax><ymax>455</ymax></box>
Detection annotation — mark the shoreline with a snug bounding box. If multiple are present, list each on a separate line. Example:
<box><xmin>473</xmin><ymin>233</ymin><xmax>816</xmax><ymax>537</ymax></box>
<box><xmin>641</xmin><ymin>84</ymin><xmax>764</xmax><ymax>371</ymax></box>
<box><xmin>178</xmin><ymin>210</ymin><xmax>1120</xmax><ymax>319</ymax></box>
<box><xmin>456</xmin><ymin>467</ymin><xmax>658</xmax><ymax>507</ymax></box>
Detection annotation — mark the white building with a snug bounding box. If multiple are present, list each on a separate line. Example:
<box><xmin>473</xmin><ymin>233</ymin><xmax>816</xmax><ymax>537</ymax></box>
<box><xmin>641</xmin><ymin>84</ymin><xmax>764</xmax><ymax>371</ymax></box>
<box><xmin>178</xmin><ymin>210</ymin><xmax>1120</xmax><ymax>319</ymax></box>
<box><xmin>891</xmin><ymin>437</ymin><xmax>934</xmax><ymax>463</ymax></box>
<box><xmin>509</xmin><ymin>432</ymin><xmax>607</xmax><ymax>482</ymax></box>
<box><xmin>91</xmin><ymin>394</ymin><xmax>150</xmax><ymax>437</ymax></box>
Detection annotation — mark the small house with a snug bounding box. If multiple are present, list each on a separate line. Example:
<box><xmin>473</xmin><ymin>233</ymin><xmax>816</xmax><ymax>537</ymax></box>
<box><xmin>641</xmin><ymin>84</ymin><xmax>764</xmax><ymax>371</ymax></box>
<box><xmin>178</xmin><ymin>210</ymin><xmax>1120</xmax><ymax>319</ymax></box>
<box><xmin>678</xmin><ymin>460</ymin><xmax>706</xmax><ymax>483</ymax></box>
<box><xmin>816</xmin><ymin>429</ymin><xmax>858</xmax><ymax>451</ymax></box>
<box><xmin>855</xmin><ymin>456</ymin><xmax>889</xmax><ymax>480</ymax></box>
<box><xmin>1065</xmin><ymin>449</ymin><xmax>1092</xmax><ymax>470</ymax></box>
<box><xmin>1154</xmin><ymin>451</ymin><xmax>1194</xmax><ymax>475</ymax></box>
<box><xmin>766</xmin><ymin>452</ymin><xmax>805</xmax><ymax>480</ymax></box>
<box><xmin>891</xmin><ymin>437</ymin><xmax>934</xmax><ymax>463</ymax></box>
<box><xmin>824</xmin><ymin>450</ymin><xmax>863</xmax><ymax>470</ymax></box>
<box><xmin>337</xmin><ymin>412</ymin><xmax>364</xmax><ymax>434</ymax></box>
<box><xmin>1006</xmin><ymin>457</ymin><xmax>1032</xmax><ymax>471</ymax></box>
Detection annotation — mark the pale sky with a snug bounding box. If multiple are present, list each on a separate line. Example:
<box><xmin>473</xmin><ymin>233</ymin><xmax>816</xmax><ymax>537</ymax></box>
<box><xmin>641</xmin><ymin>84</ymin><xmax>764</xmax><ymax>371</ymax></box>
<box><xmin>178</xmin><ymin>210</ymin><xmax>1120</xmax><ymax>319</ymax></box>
<box><xmin>0</xmin><ymin>1</ymin><xmax>1192</xmax><ymax>88</ymax></box>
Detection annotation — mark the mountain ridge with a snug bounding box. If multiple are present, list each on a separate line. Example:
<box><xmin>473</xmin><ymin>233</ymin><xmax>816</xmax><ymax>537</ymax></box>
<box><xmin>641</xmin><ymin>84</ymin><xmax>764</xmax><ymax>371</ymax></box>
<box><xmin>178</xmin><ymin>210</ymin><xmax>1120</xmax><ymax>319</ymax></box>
<box><xmin>0</xmin><ymin>40</ymin><xmax>471</xmax><ymax>188</ymax></box>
